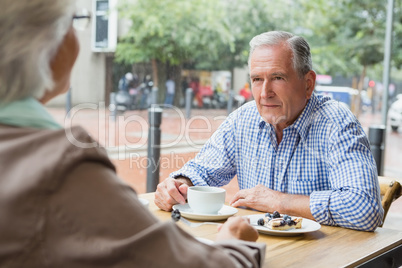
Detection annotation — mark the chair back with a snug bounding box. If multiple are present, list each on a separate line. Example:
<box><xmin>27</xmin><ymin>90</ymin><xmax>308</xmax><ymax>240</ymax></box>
<box><xmin>378</xmin><ymin>176</ymin><xmax>402</xmax><ymax>227</ymax></box>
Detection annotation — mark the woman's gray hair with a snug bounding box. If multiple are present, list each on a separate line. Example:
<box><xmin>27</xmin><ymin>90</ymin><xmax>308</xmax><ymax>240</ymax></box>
<box><xmin>248</xmin><ymin>31</ymin><xmax>312</xmax><ymax>78</ymax></box>
<box><xmin>0</xmin><ymin>0</ymin><xmax>75</xmax><ymax>103</ymax></box>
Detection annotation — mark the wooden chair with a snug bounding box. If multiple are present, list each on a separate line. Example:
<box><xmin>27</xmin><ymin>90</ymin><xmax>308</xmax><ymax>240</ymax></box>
<box><xmin>378</xmin><ymin>176</ymin><xmax>402</xmax><ymax>227</ymax></box>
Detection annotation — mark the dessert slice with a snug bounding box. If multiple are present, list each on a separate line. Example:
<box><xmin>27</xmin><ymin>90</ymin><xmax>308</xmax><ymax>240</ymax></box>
<box><xmin>257</xmin><ymin>211</ymin><xmax>303</xmax><ymax>231</ymax></box>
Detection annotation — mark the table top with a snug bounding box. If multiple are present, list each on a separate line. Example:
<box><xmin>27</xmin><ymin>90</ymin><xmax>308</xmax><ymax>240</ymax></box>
<box><xmin>140</xmin><ymin>192</ymin><xmax>402</xmax><ymax>268</ymax></box>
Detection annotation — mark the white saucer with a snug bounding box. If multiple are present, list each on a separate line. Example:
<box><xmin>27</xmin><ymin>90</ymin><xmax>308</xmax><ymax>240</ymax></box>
<box><xmin>246</xmin><ymin>214</ymin><xmax>321</xmax><ymax>236</ymax></box>
<box><xmin>172</xmin><ymin>203</ymin><xmax>238</xmax><ymax>221</ymax></box>
<box><xmin>138</xmin><ymin>198</ymin><xmax>149</xmax><ymax>208</ymax></box>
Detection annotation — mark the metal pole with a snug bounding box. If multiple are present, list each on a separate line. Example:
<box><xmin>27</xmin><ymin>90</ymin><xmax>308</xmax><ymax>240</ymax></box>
<box><xmin>368</xmin><ymin>125</ymin><xmax>386</xmax><ymax>176</ymax></box>
<box><xmin>151</xmin><ymin>87</ymin><xmax>158</xmax><ymax>105</ymax></box>
<box><xmin>66</xmin><ymin>87</ymin><xmax>72</xmax><ymax>118</ymax></box>
<box><xmin>146</xmin><ymin>106</ymin><xmax>163</xmax><ymax>192</ymax></box>
<box><xmin>227</xmin><ymin>90</ymin><xmax>234</xmax><ymax>115</ymax></box>
<box><xmin>185</xmin><ymin>88</ymin><xmax>192</xmax><ymax>119</ymax></box>
<box><xmin>109</xmin><ymin>92</ymin><xmax>116</xmax><ymax>121</ymax></box>
<box><xmin>381</xmin><ymin>0</ymin><xmax>394</xmax><ymax>125</ymax></box>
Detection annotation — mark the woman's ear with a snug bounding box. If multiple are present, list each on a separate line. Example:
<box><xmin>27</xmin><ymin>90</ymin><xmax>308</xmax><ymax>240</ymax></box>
<box><xmin>39</xmin><ymin>26</ymin><xmax>79</xmax><ymax>104</ymax></box>
<box><xmin>305</xmin><ymin>70</ymin><xmax>316</xmax><ymax>100</ymax></box>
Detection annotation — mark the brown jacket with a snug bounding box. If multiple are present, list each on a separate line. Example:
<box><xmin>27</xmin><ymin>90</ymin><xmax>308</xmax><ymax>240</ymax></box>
<box><xmin>0</xmin><ymin>125</ymin><xmax>264</xmax><ymax>267</ymax></box>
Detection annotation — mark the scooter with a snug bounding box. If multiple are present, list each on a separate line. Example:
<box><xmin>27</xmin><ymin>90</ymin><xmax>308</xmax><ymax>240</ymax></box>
<box><xmin>211</xmin><ymin>92</ymin><xmax>227</xmax><ymax>109</ymax></box>
<box><xmin>114</xmin><ymin>90</ymin><xmax>131</xmax><ymax>112</ymax></box>
<box><xmin>109</xmin><ymin>89</ymin><xmax>138</xmax><ymax>117</ymax></box>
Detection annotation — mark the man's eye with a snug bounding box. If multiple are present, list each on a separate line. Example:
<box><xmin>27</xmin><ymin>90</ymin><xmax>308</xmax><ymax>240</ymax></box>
<box><xmin>273</xmin><ymin>76</ymin><xmax>283</xmax><ymax>80</ymax></box>
<box><xmin>252</xmin><ymin>78</ymin><xmax>262</xmax><ymax>82</ymax></box>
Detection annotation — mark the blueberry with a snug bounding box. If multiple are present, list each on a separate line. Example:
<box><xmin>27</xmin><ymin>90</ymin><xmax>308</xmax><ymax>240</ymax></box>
<box><xmin>280</xmin><ymin>220</ymin><xmax>286</xmax><ymax>226</ymax></box>
<box><xmin>285</xmin><ymin>219</ymin><xmax>293</xmax><ymax>225</ymax></box>
<box><xmin>283</xmin><ymin>215</ymin><xmax>290</xmax><ymax>220</ymax></box>
<box><xmin>257</xmin><ymin>218</ymin><xmax>265</xmax><ymax>226</ymax></box>
<box><xmin>272</xmin><ymin>211</ymin><xmax>280</xmax><ymax>218</ymax></box>
<box><xmin>171</xmin><ymin>209</ymin><xmax>181</xmax><ymax>222</ymax></box>
<box><xmin>265</xmin><ymin>213</ymin><xmax>272</xmax><ymax>218</ymax></box>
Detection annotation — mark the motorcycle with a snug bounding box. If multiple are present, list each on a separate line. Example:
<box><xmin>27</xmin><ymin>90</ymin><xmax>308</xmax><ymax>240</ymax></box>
<box><xmin>110</xmin><ymin>88</ymin><xmax>139</xmax><ymax>116</ymax></box>
<box><xmin>115</xmin><ymin>90</ymin><xmax>131</xmax><ymax>111</ymax></box>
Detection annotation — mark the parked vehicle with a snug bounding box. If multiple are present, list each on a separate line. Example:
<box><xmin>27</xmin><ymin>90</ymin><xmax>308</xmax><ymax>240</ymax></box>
<box><xmin>114</xmin><ymin>90</ymin><xmax>132</xmax><ymax>112</ymax></box>
<box><xmin>389</xmin><ymin>94</ymin><xmax>402</xmax><ymax>132</ymax></box>
<box><xmin>315</xmin><ymin>86</ymin><xmax>357</xmax><ymax>108</ymax></box>
<box><xmin>315</xmin><ymin>86</ymin><xmax>359</xmax><ymax>114</ymax></box>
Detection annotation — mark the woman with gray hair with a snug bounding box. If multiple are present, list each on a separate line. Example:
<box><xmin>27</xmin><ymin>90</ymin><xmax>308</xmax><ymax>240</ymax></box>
<box><xmin>0</xmin><ymin>1</ymin><xmax>264</xmax><ymax>267</ymax></box>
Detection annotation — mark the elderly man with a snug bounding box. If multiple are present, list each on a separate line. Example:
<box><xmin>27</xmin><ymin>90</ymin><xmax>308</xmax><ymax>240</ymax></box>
<box><xmin>155</xmin><ymin>31</ymin><xmax>383</xmax><ymax>231</ymax></box>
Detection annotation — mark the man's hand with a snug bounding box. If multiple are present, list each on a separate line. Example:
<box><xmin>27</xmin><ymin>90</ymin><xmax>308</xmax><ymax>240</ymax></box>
<box><xmin>216</xmin><ymin>216</ymin><xmax>259</xmax><ymax>242</ymax></box>
<box><xmin>230</xmin><ymin>185</ymin><xmax>281</xmax><ymax>212</ymax></box>
<box><xmin>230</xmin><ymin>185</ymin><xmax>314</xmax><ymax>220</ymax></box>
<box><xmin>154</xmin><ymin>177</ymin><xmax>193</xmax><ymax>211</ymax></box>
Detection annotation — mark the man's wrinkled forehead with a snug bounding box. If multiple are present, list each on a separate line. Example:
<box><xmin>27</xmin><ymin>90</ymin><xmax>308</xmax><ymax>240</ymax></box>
<box><xmin>249</xmin><ymin>43</ymin><xmax>292</xmax><ymax>66</ymax></box>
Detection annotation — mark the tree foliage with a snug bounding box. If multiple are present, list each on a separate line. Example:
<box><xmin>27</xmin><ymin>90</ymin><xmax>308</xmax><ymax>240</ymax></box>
<box><xmin>115</xmin><ymin>0</ymin><xmax>233</xmax><ymax>67</ymax></box>
<box><xmin>115</xmin><ymin>0</ymin><xmax>402</xmax><ymax>89</ymax></box>
<box><xmin>300</xmin><ymin>0</ymin><xmax>402</xmax><ymax>82</ymax></box>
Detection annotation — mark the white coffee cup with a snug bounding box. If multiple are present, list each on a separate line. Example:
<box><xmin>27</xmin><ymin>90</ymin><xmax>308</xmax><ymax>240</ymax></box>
<box><xmin>187</xmin><ymin>186</ymin><xmax>226</xmax><ymax>214</ymax></box>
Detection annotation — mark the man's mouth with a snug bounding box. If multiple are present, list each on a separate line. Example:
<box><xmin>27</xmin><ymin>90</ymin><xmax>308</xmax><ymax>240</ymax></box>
<box><xmin>261</xmin><ymin>104</ymin><xmax>280</xmax><ymax>108</ymax></box>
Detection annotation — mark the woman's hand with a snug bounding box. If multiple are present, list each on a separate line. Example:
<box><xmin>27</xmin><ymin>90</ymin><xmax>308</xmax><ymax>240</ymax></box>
<box><xmin>216</xmin><ymin>216</ymin><xmax>259</xmax><ymax>242</ymax></box>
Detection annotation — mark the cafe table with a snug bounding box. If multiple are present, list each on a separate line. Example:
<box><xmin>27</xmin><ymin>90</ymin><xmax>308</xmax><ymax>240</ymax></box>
<box><xmin>140</xmin><ymin>192</ymin><xmax>402</xmax><ymax>268</ymax></box>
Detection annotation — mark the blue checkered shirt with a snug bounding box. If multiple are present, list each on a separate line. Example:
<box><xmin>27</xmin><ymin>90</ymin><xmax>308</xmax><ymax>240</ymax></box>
<box><xmin>171</xmin><ymin>94</ymin><xmax>384</xmax><ymax>231</ymax></box>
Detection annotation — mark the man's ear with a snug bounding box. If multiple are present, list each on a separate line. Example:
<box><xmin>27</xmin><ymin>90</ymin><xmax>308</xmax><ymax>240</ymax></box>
<box><xmin>305</xmin><ymin>70</ymin><xmax>316</xmax><ymax>100</ymax></box>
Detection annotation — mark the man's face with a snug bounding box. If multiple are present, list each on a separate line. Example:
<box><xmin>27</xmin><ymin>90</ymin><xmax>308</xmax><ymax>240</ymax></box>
<box><xmin>249</xmin><ymin>44</ymin><xmax>315</xmax><ymax>131</ymax></box>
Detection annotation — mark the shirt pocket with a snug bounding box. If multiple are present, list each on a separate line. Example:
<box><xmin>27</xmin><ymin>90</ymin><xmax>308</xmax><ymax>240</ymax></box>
<box><xmin>286</xmin><ymin>161</ymin><xmax>313</xmax><ymax>194</ymax></box>
<box><xmin>286</xmin><ymin>150</ymin><xmax>328</xmax><ymax>194</ymax></box>
<box><xmin>287</xmin><ymin>147</ymin><xmax>319</xmax><ymax>181</ymax></box>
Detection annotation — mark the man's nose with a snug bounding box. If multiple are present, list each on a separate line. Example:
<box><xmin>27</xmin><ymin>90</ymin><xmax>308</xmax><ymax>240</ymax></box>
<box><xmin>261</xmin><ymin>81</ymin><xmax>274</xmax><ymax>98</ymax></box>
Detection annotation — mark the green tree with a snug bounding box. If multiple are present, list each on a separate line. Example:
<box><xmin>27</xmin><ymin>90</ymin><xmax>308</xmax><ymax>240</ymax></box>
<box><xmin>192</xmin><ymin>0</ymin><xmax>308</xmax><ymax>90</ymax></box>
<box><xmin>115</xmin><ymin>0</ymin><xmax>233</xmax><ymax>102</ymax></box>
<box><xmin>115</xmin><ymin>0</ymin><xmax>307</xmax><ymax>96</ymax></box>
<box><xmin>299</xmin><ymin>0</ymin><xmax>394</xmax><ymax>116</ymax></box>
<box><xmin>301</xmin><ymin>0</ymin><xmax>386</xmax><ymax>75</ymax></box>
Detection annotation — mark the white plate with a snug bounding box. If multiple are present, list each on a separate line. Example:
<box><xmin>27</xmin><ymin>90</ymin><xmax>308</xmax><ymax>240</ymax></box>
<box><xmin>196</xmin><ymin>237</ymin><xmax>214</xmax><ymax>245</ymax></box>
<box><xmin>246</xmin><ymin>214</ymin><xmax>321</xmax><ymax>236</ymax></box>
<box><xmin>138</xmin><ymin>198</ymin><xmax>149</xmax><ymax>208</ymax></box>
<box><xmin>172</xmin><ymin>203</ymin><xmax>238</xmax><ymax>221</ymax></box>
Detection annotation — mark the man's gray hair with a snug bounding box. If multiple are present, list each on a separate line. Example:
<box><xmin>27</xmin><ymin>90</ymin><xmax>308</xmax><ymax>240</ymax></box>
<box><xmin>248</xmin><ymin>31</ymin><xmax>312</xmax><ymax>78</ymax></box>
<box><xmin>0</xmin><ymin>0</ymin><xmax>75</xmax><ymax>103</ymax></box>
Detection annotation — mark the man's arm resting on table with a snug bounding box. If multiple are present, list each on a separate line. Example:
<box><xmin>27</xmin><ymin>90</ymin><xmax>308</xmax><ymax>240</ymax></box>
<box><xmin>230</xmin><ymin>185</ymin><xmax>315</xmax><ymax>221</ymax></box>
<box><xmin>277</xmin><ymin>192</ymin><xmax>315</xmax><ymax>221</ymax></box>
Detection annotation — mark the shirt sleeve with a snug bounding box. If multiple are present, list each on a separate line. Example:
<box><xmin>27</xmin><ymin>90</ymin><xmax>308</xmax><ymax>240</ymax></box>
<box><xmin>170</xmin><ymin>113</ymin><xmax>238</xmax><ymax>187</ymax></box>
<box><xmin>47</xmin><ymin>161</ymin><xmax>265</xmax><ymax>267</ymax></box>
<box><xmin>309</xmin><ymin>118</ymin><xmax>384</xmax><ymax>231</ymax></box>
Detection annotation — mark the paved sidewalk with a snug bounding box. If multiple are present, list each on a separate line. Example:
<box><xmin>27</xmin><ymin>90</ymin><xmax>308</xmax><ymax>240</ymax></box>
<box><xmin>47</xmin><ymin>105</ymin><xmax>402</xmax><ymax>231</ymax></box>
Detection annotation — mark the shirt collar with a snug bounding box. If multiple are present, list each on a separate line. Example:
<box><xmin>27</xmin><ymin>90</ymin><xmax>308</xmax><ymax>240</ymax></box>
<box><xmin>0</xmin><ymin>97</ymin><xmax>62</xmax><ymax>130</ymax></box>
<box><xmin>290</xmin><ymin>93</ymin><xmax>319</xmax><ymax>141</ymax></box>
